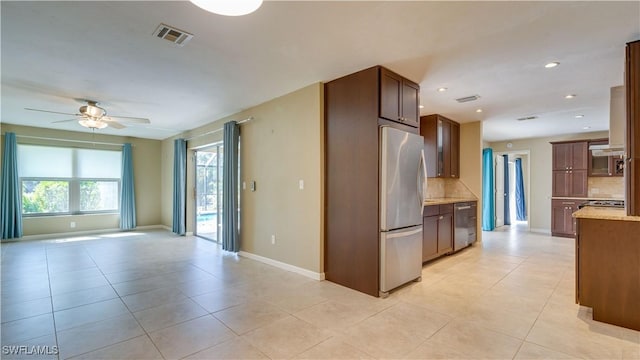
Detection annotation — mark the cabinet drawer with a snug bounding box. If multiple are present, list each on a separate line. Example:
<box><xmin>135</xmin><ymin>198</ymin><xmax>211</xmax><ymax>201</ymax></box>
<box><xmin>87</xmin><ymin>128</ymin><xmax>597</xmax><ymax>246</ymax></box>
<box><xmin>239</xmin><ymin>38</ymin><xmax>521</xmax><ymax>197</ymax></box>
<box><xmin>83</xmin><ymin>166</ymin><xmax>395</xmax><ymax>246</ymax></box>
<box><xmin>424</xmin><ymin>205</ymin><xmax>439</xmax><ymax>217</ymax></box>
<box><xmin>440</xmin><ymin>204</ymin><xmax>454</xmax><ymax>214</ymax></box>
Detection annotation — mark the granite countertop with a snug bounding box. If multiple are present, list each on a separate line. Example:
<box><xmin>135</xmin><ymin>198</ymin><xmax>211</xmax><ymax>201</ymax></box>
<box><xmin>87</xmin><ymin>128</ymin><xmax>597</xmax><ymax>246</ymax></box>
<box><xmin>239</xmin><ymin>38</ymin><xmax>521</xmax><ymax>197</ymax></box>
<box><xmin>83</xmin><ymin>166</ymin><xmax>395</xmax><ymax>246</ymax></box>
<box><xmin>573</xmin><ymin>207</ymin><xmax>640</xmax><ymax>222</ymax></box>
<box><xmin>552</xmin><ymin>197</ymin><xmax>625</xmax><ymax>201</ymax></box>
<box><xmin>423</xmin><ymin>197</ymin><xmax>478</xmax><ymax>206</ymax></box>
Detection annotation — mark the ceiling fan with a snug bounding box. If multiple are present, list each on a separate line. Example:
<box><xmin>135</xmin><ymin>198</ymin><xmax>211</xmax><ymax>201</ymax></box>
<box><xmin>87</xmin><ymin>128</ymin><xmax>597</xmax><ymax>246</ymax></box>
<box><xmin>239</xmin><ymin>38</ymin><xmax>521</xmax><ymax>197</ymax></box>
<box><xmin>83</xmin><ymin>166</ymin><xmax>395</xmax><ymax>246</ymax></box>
<box><xmin>25</xmin><ymin>100</ymin><xmax>150</xmax><ymax>130</ymax></box>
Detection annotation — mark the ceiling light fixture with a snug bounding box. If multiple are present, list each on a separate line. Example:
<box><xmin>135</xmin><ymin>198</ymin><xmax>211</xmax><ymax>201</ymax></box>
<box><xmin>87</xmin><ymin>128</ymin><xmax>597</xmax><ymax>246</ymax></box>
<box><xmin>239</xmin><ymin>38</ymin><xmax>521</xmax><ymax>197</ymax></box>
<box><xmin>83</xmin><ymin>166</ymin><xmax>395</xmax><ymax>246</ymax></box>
<box><xmin>437</xmin><ymin>87</ymin><xmax>447</xmax><ymax>92</ymax></box>
<box><xmin>575</xmin><ymin>114</ymin><xmax>584</xmax><ymax>118</ymax></box>
<box><xmin>545</xmin><ymin>62</ymin><xmax>560</xmax><ymax>68</ymax></box>
<box><xmin>583</xmin><ymin>126</ymin><xmax>591</xmax><ymax>130</ymax></box>
<box><xmin>565</xmin><ymin>94</ymin><xmax>576</xmax><ymax>99</ymax></box>
<box><xmin>189</xmin><ymin>0</ymin><xmax>263</xmax><ymax>16</ymax></box>
<box><xmin>79</xmin><ymin>118</ymin><xmax>108</xmax><ymax>129</ymax></box>
<box><xmin>476</xmin><ymin>109</ymin><xmax>483</xmax><ymax>113</ymax></box>
<box><xmin>419</xmin><ymin>105</ymin><xmax>425</xmax><ymax>109</ymax></box>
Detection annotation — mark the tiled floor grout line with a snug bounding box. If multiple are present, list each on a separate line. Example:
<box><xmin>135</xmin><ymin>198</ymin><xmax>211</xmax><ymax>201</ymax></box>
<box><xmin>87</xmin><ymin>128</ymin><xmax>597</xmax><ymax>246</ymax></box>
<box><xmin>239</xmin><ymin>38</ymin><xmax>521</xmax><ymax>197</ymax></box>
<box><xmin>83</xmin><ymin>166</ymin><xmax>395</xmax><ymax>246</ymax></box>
<box><xmin>44</xmin><ymin>245</ymin><xmax>61</xmax><ymax>360</ymax></box>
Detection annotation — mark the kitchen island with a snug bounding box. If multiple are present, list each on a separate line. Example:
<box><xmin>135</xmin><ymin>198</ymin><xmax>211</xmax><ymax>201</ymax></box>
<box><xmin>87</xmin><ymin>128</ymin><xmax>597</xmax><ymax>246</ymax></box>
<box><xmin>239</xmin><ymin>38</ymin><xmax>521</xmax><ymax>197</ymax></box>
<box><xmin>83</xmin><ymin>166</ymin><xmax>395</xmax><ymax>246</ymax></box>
<box><xmin>573</xmin><ymin>207</ymin><xmax>640</xmax><ymax>331</ymax></box>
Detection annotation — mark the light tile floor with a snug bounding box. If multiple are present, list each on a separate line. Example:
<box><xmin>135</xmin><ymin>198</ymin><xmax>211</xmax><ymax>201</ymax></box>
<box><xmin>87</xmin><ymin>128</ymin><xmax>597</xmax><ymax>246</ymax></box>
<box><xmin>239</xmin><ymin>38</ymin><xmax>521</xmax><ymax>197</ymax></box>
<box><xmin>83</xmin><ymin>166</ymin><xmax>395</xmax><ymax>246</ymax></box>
<box><xmin>1</xmin><ymin>228</ymin><xmax>639</xmax><ymax>359</ymax></box>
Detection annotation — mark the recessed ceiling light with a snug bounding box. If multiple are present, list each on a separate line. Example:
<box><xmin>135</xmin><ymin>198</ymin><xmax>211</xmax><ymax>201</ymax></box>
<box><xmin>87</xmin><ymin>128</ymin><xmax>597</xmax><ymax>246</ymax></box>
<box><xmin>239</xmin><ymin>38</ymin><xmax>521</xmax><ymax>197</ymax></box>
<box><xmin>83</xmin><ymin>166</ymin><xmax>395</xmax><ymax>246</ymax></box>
<box><xmin>583</xmin><ymin>126</ymin><xmax>591</xmax><ymax>130</ymax></box>
<box><xmin>575</xmin><ymin>114</ymin><xmax>584</xmax><ymax>118</ymax></box>
<box><xmin>419</xmin><ymin>105</ymin><xmax>425</xmax><ymax>109</ymax></box>
<box><xmin>565</xmin><ymin>94</ymin><xmax>576</xmax><ymax>99</ymax></box>
<box><xmin>476</xmin><ymin>109</ymin><xmax>483</xmax><ymax>113</ymax></box>
<box><xmin>545</xmin><ymin>62</ymin><xmax>560</xmax><ymax>68</ymax></box>
<box><xmin>437</xmin><ymin>87</ymin><xmax>447</xmax><ymax>92</ymax></box>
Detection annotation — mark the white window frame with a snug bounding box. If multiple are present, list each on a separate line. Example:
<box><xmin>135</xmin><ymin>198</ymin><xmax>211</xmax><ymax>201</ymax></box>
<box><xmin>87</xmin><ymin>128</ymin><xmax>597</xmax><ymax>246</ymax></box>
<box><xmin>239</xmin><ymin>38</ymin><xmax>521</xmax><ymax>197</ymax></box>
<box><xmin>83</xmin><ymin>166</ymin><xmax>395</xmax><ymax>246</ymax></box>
<box><xmin>20</xmin><ymin>146</ymin><xmax>121</xmax><ymax>217</ymax></box>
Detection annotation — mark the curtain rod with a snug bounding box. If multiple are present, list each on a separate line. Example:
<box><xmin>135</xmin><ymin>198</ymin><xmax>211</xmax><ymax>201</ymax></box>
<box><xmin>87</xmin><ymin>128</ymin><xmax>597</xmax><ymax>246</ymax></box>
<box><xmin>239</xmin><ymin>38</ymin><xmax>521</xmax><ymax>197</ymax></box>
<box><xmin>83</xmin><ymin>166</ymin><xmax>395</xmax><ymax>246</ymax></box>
<box><xmin>15</xmin><ymin>135</ymin><xmax>128</xmax><ymax>147</ymax></box>
<box><xmin>185</xmin><ymin>117</ymin><xmax>253</xmax><ymax>141</ymax></box>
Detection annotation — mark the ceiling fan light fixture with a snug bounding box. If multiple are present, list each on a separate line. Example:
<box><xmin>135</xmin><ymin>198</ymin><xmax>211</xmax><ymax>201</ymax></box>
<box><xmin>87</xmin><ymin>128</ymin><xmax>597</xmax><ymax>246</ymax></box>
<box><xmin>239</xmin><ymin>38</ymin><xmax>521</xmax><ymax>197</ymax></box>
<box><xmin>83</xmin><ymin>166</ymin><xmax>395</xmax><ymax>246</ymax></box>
<box><xmin>80</xmin><ymin>104</ymin><xmax>106</xmax><ymax>118</ymax></box>
<box><xmin>189</xmin><ymin>0</ymin><xmax>263</xmax><ymax>16</ymax></box>
<box><xmin>79</xmin><ymin>118</ymin><xmax>108</xmax><ymax>129</ymax></box>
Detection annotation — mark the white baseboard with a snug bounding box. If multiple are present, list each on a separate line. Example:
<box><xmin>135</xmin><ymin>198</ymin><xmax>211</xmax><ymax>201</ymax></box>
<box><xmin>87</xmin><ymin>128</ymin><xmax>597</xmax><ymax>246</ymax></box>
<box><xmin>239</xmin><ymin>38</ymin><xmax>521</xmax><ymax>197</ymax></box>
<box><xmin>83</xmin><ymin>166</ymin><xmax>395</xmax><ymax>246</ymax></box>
<box><xmin>238</xmin><ymin>251</ymin><xmax>325</xmax><ymax>281</ymax></box>
<box><xmin>7</xmin><ymin>225</ymin><xmax>168</xmax><ymax>242</ymax></box>
<box><xmin>529</xmin><ymin>228</ymin><xmax>551</xmax><ymax>235</ymax></box>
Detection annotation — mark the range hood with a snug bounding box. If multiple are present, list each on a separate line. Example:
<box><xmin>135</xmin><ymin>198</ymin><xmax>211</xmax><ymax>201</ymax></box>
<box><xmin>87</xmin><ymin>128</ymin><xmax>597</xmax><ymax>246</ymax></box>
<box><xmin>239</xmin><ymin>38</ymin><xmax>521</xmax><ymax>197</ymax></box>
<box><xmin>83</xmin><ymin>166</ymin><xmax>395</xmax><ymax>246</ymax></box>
<box><xmin>590</xmin><ymin>86</ymin><xmax>625</xmax><ymax>157</ymax></box>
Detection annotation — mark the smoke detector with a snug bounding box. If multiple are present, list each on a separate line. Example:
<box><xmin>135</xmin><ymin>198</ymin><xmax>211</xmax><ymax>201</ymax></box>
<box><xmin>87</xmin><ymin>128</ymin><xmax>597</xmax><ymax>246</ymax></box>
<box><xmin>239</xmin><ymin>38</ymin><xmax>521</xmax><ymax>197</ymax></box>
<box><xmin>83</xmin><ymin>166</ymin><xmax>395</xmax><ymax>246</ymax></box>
<box><xmin>153</xmin><ymin>24</ymin><xmax>193</xmax><ymax>46</ymax></box>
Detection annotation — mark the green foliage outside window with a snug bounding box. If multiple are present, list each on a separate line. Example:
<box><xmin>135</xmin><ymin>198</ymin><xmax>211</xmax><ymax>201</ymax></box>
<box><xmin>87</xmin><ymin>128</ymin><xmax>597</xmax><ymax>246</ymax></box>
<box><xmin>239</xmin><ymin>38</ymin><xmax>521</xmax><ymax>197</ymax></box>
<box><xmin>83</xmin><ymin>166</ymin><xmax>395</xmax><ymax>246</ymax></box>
<box><xmin>22</xmin><ymin>181</ymin><xmax>69</xmax><ymax>213</ymax></box>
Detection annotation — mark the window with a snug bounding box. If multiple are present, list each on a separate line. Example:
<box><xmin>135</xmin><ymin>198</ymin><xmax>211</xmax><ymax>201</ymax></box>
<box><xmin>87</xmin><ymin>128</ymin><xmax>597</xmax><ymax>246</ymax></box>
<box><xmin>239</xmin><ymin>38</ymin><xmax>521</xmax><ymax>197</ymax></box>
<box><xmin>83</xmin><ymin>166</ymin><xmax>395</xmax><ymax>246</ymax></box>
<box><xmin>19</xmin><ymin>145</ymin><xmax>121</xmax><ymax>215</ymax></box>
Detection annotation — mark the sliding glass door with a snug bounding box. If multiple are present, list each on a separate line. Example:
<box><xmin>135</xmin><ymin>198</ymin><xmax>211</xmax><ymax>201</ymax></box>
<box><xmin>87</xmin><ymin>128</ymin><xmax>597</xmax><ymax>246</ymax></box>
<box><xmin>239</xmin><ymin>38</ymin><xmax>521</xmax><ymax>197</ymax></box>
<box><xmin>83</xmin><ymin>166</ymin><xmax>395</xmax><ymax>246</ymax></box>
<box><xmin>195</xmin><ymin>144</ymin><xmax>223</xmax><ymax>242</ymax></box>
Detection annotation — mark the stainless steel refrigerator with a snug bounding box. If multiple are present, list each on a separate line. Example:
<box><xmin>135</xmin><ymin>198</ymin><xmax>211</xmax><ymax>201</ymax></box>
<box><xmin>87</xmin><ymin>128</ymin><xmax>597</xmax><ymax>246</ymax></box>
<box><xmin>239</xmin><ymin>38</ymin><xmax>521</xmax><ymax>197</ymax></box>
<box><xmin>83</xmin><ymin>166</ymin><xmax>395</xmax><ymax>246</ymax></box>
<box><xmin>379</xmin><ymin>126</ymin><xmax>427</xmax><ymax>297</ymax></box>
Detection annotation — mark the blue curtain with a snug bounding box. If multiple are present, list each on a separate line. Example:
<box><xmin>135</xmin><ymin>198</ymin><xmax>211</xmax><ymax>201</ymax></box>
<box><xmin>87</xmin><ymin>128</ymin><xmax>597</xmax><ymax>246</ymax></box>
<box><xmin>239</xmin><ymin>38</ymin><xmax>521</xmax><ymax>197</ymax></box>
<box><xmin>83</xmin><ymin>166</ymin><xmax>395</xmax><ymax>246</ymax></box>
<box><xmin>172</xmin><ymin>138</ymin><xmax>186</xmax><ymax>235</ymax></box>
<box><xmin>503</xmin><ymin>154</ymin><xmax>511</xmax><ymax>226</ymax></box>
<box><xmin>222</xmin><ymin>121</ymin><xmax>240</xmax><ymax>252</ymax></box>
<box><xmin>482</xmin><ymin>148</ymin><xmax>495</xmax><ymax>231</ymax></box>
<box><xmin>515</xmin><ymin>158</ymin><xmax>527</xmax><ymax>221</ymax></box>
<box><xmin>1</xmin><ymin>132</ymin><xmax>23</xmax><ymax>239</ymax></box>
<box><xmin>120</xmin><ymin>143</ymin><xmax>136</xmax><ymax>230</ymax></box>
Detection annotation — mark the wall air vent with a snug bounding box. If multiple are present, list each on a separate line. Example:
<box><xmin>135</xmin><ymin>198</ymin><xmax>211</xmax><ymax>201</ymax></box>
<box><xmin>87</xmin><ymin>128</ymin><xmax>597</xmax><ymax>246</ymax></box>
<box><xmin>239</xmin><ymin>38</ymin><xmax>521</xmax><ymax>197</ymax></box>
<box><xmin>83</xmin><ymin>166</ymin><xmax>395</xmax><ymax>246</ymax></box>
<box><xmin>153</xmin><ymin>23</ymin><xmax>193</xmax><ymax>46</ymax></box>
<box><xmin>455</xmin><ymin>95</ymin><xmax>480</xmax><ymax>103</ymax></box>
<box><xmin>517</xmin><ymin>116</ymin><xmax>538</xmax><ymax>121</ymax></box>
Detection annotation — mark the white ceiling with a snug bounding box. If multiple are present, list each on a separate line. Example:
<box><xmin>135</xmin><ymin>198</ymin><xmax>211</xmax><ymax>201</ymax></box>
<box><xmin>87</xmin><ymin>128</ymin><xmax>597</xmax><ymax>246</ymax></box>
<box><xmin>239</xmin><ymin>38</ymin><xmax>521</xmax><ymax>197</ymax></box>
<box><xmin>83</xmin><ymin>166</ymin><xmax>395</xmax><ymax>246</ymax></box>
<box><xmin>2</xmin><ymin>1</ymin><xmax>639</xmax><ymax>141</ymax></box>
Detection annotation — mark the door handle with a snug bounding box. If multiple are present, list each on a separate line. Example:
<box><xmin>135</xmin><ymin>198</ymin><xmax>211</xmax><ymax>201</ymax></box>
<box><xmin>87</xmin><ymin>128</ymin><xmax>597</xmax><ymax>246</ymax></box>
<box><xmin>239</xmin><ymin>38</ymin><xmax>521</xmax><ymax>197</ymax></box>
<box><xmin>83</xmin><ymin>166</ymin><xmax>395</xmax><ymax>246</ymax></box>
<box><xmin>418</xmin><ymin>149</ymin><xmax>427</xmax><ymax>216</ymax></box>
<box><xmin>386</xmin><ymin>227</ymin><xmax>422</xmax><ymax>239</ymax></box>
<box><xmin>456</xmin><ymin>206</ymin><xmax>471</xmax><ymax>210</ymax></box>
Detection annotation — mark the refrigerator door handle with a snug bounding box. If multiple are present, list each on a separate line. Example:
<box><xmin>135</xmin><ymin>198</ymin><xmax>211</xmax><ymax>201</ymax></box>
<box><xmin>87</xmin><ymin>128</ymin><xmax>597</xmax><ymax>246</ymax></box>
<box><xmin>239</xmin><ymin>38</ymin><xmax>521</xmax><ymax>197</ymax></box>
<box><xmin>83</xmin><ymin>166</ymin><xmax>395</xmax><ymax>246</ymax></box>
<box><xmin>386</xmin><ymin>227</ymin><xmax>423</xmax><ymax>239</ymax></box>
<box><xmin>418</xmin><ymin>149</ymin><xmax>427</xmax><ymax>216</ymax></box>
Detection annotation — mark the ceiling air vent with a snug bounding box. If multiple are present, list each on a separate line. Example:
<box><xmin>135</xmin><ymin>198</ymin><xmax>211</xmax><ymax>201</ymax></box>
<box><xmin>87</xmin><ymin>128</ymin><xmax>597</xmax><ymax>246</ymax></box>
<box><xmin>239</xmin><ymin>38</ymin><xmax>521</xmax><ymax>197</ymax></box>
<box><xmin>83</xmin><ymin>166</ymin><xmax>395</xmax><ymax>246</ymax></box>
<box><xmin>455</xmin><ymin>95</ymin><xmax>480</xmax><ymax>103</ymax></box>
<box><xmin>153</xmin><ymin>23</ymin><xmax>193</xmax><ymax>46</ymax></box>
<box><xmin>517</xmin><ymin>115</ymin><xmax>538</xmax><ymax>121</ymax></box>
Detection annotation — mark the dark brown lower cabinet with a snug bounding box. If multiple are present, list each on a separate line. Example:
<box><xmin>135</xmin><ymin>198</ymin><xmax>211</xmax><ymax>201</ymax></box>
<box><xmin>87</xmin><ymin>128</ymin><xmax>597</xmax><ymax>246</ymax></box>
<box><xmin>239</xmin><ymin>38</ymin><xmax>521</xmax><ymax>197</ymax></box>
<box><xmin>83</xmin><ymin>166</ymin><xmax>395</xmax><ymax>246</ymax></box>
<box><xmin>551</xmin><ymin>199</ymin><xmax>578</xmax><ymax>237</ymax></box>
<box><xmin>576</xmin><ymin>217</ymin><xmax>640</xmax><ymax>331</ymax></box>
<box><xmin>422</xmin><ymin>204</ymin><xmax>453</xmax><ymax>262</ymax></box>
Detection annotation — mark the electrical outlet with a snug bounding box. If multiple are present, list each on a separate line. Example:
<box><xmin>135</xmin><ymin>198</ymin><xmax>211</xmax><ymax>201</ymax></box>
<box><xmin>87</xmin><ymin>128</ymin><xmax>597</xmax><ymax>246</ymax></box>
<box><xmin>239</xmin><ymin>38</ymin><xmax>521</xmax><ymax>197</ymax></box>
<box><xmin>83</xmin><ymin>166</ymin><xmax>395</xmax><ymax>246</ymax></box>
<box><xmin>242</xmin><ymin>182</ymin><xmax>246</xmax><ymax>190</ymax></box>
<box><xmin>299</xmin><ymin>179</ymin><xmax>304</xmax><ymax>190</ymax></box>
<box><xmin>70</xmin><ymin>221</ymin><xmax>76</xmax><ymax>228</ymax></box>
<box><xmin>271</xmin><ymin>234</ymin><xmax>276</xmax><ymax>244</ymax></box>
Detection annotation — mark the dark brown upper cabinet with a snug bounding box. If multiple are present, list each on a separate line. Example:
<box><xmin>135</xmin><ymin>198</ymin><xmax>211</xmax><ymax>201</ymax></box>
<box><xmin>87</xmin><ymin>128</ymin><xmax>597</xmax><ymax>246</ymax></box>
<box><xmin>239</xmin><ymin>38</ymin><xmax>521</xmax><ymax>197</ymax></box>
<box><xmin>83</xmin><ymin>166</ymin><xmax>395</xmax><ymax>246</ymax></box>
<box><xmin>551</xmin><ymin>141</ymin><xmax>588</xmax><ymax>198</ymax></box>
<box><xmin>379</xmin><ymin>67</ymin><xmax>420</xmax><ymax>127</ymax></box>
<box><xmin>420</xmin><ymin>114</ymin><xmax>460</xmax><ymax>178</ymax></box>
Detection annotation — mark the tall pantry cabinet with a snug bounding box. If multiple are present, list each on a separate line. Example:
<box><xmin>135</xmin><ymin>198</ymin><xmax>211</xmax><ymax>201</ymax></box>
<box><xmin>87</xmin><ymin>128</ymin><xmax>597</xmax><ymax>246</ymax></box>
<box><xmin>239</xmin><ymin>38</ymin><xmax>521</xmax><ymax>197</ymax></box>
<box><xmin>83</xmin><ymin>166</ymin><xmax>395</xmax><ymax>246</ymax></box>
<box><xmin>324</xmin><ymin>66</ymin><xmax>420</xmax><ymax>297</ymax></box>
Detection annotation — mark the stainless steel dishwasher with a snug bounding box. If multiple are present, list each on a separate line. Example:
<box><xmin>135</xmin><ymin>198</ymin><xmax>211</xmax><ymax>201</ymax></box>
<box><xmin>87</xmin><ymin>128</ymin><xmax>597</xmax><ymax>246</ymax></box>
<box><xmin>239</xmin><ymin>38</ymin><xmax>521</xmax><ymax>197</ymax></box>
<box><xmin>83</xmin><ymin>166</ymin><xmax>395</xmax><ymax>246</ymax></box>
<box><xmin>454</xmin><ymin>202</ymin><xmax>477</xmax><ymax>252</ymax></box>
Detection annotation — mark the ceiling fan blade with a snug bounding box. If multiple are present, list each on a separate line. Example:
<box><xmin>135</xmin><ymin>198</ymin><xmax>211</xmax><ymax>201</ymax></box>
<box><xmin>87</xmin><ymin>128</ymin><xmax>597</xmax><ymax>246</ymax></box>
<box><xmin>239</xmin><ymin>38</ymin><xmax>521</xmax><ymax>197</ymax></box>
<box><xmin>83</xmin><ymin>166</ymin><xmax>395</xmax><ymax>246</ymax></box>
<box><xmin>25</xmin><ymin>108</ymin><xmax>78</xmax><ymax>116</ymax></box>
<box><xmin>106</xmin><ymin>121</ymin><xmax>126</xmax><ymax>129</ymax></box>
<box><xmin>51</xmin><ymin>119</ymin><xmax>78</xmax><ymax>124</ymax></box>
<box><xmin>105</xmin><ymin>115</ymin><xmax>150</xmax><ymax>123</ymax></box>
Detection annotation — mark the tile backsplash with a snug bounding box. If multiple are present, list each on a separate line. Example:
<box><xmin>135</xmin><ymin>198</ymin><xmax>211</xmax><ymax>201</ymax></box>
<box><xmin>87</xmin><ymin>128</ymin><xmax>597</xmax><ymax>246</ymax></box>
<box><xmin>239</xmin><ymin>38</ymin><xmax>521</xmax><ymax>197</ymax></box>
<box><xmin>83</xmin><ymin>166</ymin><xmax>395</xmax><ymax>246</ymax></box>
<box><xmin>426</xmin><ymin>178</ymin><xmax>476</xmax><ymax>199</ymax></box>
<box><xmin>588</xmin><ymin>176</ymin><xmax>624</xmax><ymax>199</ymax></box>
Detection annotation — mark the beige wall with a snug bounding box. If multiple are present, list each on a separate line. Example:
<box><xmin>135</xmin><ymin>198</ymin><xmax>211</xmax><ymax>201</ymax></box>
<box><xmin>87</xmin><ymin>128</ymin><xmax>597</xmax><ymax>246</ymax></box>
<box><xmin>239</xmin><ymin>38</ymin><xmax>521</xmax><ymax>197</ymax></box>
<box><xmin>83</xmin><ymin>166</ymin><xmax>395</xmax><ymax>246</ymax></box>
<box><xmin>160</xmin><ymin>83</ymin><xmax>324</xmax><ymax>274</ymax></box>
<box><xmin>1</xmin><ymin>124</ymin><xmax>162</xmax><ymax>237</ymax></box>
<box><xmin>489</xmin><ymin>131</ymin><xmax>608</xmax><ymax>232</ymax></box>
<box><xmin>460</xmin><ymin>121</ymin><xmax>483</xmax><ymax>241</ymax></box>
